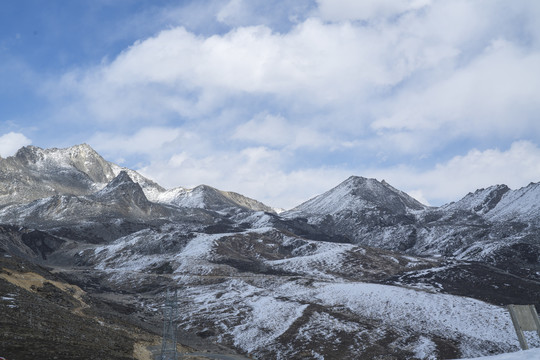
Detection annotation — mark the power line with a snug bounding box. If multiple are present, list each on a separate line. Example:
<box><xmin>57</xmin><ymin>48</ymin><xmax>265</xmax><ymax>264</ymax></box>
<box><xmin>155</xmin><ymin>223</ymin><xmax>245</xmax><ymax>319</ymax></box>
<box><xmin>160</xmin><ymin>288</ymin><xmax>178</xmax><ymax>360</ymax></box>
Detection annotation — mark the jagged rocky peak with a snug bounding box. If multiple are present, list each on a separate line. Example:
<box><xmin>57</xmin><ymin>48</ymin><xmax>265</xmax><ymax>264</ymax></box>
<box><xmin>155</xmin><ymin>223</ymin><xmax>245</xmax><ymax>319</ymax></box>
<box><xmin>94</xmin><ymin>170</ymin><xmax>153</xmax><ymax>213</ymax></box>
<box><xmin>110</xmin><ymin>166</ymin><xmax>166</xmax><ymax>199</ymax></box>
<box><xmin>64</xmin><ymin>144</ymin><xmax>115</xmax><ymax>183</ymax></box>
<box><xmin>486</xmin><ymin>181</ymin><xmax>540</xmax><ymax>222</ymax></box>
<box><xmin>14</xmin><ymin>143</ymin><xmax>115</xmax><ymax>183</ymax></box>
<box><xmin>289</xmin><ymin>175</ymin><xmax>426</xmax><ymax>216</ymax></box>
<box><xmin>98</xmin><ymin>171</ymin><xmax>146</xmax><ymax>199</ymax></box>
<box><xmin>443</xmin><ymin>184</ymin><xmax>510</xmax><ymax>215</ymax></box>
<box><xmin>441</xmin><ymin>181</ymin><xmax>540</xmax><ymax>223</ymax></box>
<box><xmin>14</xmin><ymin>145</ymin><xmax>46</xmax><ymax>163</ymax></box>
<box><xmin>105</xmin><ymin>170</ymin><xmax>135</xmax><ymax>187</ymax></box>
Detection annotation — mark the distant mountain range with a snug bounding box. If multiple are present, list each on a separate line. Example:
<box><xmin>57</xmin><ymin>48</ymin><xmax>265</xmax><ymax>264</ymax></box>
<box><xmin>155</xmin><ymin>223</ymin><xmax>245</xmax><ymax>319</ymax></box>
<box><xmin>1</xmin><ymin>144</ymin><xmax>539</xmax><ymax>360</ymax></box>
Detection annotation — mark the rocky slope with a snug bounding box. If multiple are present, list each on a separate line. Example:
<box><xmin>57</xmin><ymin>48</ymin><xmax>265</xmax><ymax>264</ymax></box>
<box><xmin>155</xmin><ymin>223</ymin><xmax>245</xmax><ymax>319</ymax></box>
<box><xmin>1</xmin><ymin>144</ymin><xmax>539</xmax><ymax>359</ymax></box>
<box><xmin>284</xmin><ymin>176</ymin><xmax>540</xmax><ymax>282</ymax></box>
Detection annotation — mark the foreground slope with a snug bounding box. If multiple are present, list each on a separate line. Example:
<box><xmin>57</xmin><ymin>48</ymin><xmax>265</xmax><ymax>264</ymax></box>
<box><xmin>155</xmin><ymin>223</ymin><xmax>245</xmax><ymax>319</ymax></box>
<box><xmin>74</xmin><ymin>225</ymin><xmax>538</xmax><ymax>359</ymax></box>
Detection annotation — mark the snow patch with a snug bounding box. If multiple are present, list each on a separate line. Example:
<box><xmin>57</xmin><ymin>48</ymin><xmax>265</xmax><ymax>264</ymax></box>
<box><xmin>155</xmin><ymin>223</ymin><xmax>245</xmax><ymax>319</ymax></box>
<box><xmin>458</xmin><ymin>348</ymin><xmax>540</xmax><ymax>360</ymax></box>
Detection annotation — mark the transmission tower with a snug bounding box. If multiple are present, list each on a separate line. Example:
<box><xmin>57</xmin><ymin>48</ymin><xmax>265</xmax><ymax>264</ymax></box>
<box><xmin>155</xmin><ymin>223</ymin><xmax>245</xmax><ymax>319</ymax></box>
<box><xmin>160</xmin><ymin>288</ymin><xmax>179</xmax><ymax>360</ymax></box>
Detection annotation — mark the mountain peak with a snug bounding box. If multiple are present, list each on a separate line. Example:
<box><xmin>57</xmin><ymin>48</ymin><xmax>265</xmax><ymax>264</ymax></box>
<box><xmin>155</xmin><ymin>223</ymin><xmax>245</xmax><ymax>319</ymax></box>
<box><xmin>63</xmin><ymin>144</ymin><xmax>115</xmax><ymax>183</ymax></box>
<box><xmin>99</xmin><ymin>171</ymin><xmax>137</xmax><ymax>193</ymax></box>
<box><xmin>289</xmin><ymin>176</ymin><xmax>426</xmax><ymax>216</ymax></box>
<box><xmin>14</xmin><ymin>145</ymin><xmax>45</xmax><ymax>163</ymax></box>
<box><xmin>157</xmin><ymin>183</ymin><xmax>275</xmax><ymax>212</ymax></box>
<box><xmin>113</xmin><ymin>170</ymin><xmax>133</xmax><ymax>182</ymax></box>
<box><xmin>486</xmin><ymin>181</ymin><xmax>540</xmax><ymax>222</ymax></box>
<box><xmin>12</xmin><ymin>144</ymin><xmax>115</xmax><ymax>184</ymax></box>
<box><xmin>444</xmin><ymin>184</ymin><xmax>510</xmax><ymax>214</ymax></box>
<box><xmin>96</xmin><ymin>171</ymin><xmax>150</xmax><ymax>209</ymax></box>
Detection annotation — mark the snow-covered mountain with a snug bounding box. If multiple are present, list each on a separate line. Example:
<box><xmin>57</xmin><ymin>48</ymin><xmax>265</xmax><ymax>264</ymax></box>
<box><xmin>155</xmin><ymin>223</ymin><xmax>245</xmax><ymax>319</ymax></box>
<box><xmin>0</xmin><ymin>170</ymin><xmax>168</xmax><ymax>223</ymax></box>
<box><xmin>280</xmin><ymin>175</ymin><xmax>540</xmax><ymax>282</ymax></box>
<box><xmin>442</xmin><ymin>184</ymin><xmax>511</xmax><ymax>215</ymax></box>
<box><xmin>154</xmin><ymin>184</ymin><xmax>275</xmax><ymax>213</ymax></box>
<box><xmin>0</xmin><ymin>144</ymin><xmax>271</xmax><ymax>214</ymax></box>
<box><xmin>0</xmin><ymin>144</ymin><xmax>114</xmax><ymax>205</ymax></box>
<box><xmin>287</xmin><ymin>175</ymin><xmax>427</xmax><ymax>217</ymax></box>
<box><xmin>443</xmin><ymin>182</ymin><xmax>540</xmax><ymax>223</ymax></box>
<box><xmin>1</xmin><ymin>144</ymin><xmax>539</xmax><ymax>360</ymax></box>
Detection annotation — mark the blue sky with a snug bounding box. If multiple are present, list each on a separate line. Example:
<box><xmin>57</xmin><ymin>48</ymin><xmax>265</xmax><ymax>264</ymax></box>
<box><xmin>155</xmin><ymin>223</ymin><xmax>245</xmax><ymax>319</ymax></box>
<box><xmin>1</xmin><ymin>0</ymin><xmax>540</xmax><ymax>209</ymax></box>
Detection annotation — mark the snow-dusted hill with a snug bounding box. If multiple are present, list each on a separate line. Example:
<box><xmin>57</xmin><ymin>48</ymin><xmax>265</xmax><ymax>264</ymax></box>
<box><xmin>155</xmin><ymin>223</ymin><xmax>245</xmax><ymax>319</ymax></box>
<box><xmin>281</xmin><ymin>175</ymin><xmax>540</xmax><ymax>281</ymax></box>
<box><xmin>442</xmin><ymin>185</ymin><xmax>510</xmax><ymax>215</ymax></box>
<box><xmin>286</xmin><ymin>175</ymin><xmax>427</xmax><ymax>217</ymax></box>
<box><xmin>153</xmin><ymin>184</ymin><xmax>276</xmax><ymax>213</ymax></box>
<box><xmin>443</xmin><ymin>182</ymin><xmax>540</xmax><ymax>224</ymax></box>
<box><xmin>65</xmin><ymin>225</ymin><xmax>538</xmax><ymax>358</ymax></box>
<box><xmin>486</xmin><ymin>182</ymin><xmax>540</xmax><ymax>223</ymax></box>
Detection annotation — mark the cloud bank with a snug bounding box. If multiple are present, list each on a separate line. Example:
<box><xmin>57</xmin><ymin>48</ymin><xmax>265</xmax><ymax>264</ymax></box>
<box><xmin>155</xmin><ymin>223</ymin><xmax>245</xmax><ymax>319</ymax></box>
<box><xmin>31</xmin><ymin>0</ymin><xmax>540</xmax><ymax>208</ymax></box>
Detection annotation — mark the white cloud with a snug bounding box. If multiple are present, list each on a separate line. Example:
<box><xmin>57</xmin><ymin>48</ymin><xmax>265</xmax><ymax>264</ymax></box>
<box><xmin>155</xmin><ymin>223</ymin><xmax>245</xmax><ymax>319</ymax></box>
<box><xmin>367</xmin><ymin>141</ymin><xmax>540</xmax><ymax>206</ymax></box>
<box><xmin>87</xmin><ymin>127</ymin><xmax>188</xmax><ymax>161</ymax></box>
<box><xmin>55</xmin><ymin>16</ymin><xmax>440</xmax><ymax>125</ymax></box>
<box><xmin>316</xmin><ymin>0</ymin><xmax>431</xmax><ymax>22</ymax></box>
<box><xmin>0</xmin><ymin>132</ymin><xmax>32</xmax><ymax>157</ymax></box>
<box><xmin>232</xmin><ymin>113</ymin><xmax>332</xmax><ymax>149</ymax></box>
<box><xmin>372</xmin><ymin>39</ymin><xmax>540</xmax><ymax>143</ymax></box>
<box><xmin>138</xmin><ymin>145</ymin><xmax>350</xmax><ymax>210</ymax></box>
<box><xmin>54</xmin><ymin>1</ymin><xmax>540</xmax><ymax>145</ymax></box>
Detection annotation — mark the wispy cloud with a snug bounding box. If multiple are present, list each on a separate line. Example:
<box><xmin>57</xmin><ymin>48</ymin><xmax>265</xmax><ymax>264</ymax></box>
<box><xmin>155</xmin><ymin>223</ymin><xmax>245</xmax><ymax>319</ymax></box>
<box><xmin>315</xmin><ymin>0</ymin><xmax>431</xmax><ymax>22</ymax></box>
<box><xmin>232</xmin><ymin>113</ymin><xmax>333</xmax><ymax>150</ymax></box>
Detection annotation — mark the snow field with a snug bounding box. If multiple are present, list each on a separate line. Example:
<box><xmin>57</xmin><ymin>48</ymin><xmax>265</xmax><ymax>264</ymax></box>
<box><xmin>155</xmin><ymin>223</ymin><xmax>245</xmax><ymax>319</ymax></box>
<box><xmin>178</xmin><ymin>275</ymin><xmax>525</xmax><ymax>358</ymax></box>
<box><xmin>266</xmin><ymin>238</ymin><xmax>355</xmax><ymax>279</ymax></box>
<box><xmin>90</xmin><ymin>227</ymin><xmax>531</xmax><ymax>358</ymax></box>
<box><xmin>458</xmin><ymin>347</ymin><xmax>540</xmax><ymax>360</ymax></box>
<box><xmin>305</xmin><ymin>282</ymin><xmax>515</xmax><ymax>345</ymax></box>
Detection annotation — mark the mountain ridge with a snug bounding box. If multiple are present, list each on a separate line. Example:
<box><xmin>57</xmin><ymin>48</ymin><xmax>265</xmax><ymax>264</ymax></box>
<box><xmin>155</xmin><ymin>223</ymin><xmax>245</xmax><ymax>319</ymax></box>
<box><xmin>2</xmin><ymin>143</ymin><xmax>540</xmax><ymax>359</ymax></box>
<box><xmin>6</xmin><ymin>144</ymin><xmax>540</xmax><ymax>218</ymax></box>
<box><xmin>0</xmin><ymin>144</ymin><xmax>274</xmax><ymax>214</ymax></box>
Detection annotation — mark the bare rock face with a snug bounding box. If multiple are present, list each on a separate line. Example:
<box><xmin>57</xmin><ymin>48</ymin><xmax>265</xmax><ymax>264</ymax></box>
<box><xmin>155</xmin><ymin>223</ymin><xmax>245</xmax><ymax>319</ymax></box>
<box><xmin>63</xmin><ymin>143</ymin><xmax>116</xmax><ymax>183</ymax></box>
<box><xmin>95</xmin><ymin>171</ymin><xmax>151</xmax><ymax>210</ymax></box>
<box><xmin>0</xmin><ymin>144</ymin><xmax>115</xmax><ymax>206</ymax></box>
